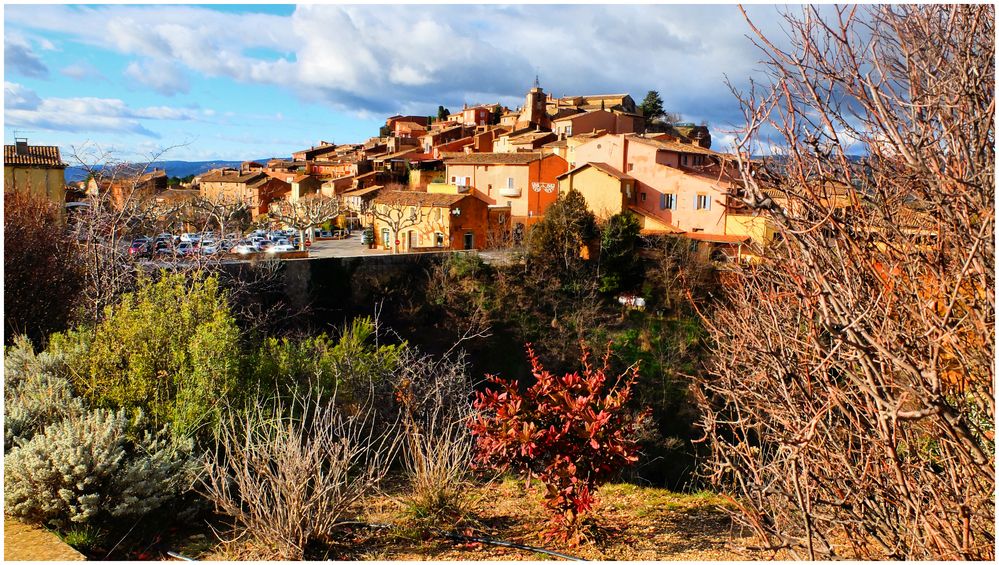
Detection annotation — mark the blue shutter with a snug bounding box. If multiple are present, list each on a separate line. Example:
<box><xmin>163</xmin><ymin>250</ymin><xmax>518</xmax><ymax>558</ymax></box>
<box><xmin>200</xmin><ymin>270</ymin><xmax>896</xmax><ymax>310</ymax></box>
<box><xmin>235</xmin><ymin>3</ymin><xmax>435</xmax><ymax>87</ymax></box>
<box><xmin>659</xmin><ymin>193</ymin><xmax>666</xmax><ymax>210</ymax></box>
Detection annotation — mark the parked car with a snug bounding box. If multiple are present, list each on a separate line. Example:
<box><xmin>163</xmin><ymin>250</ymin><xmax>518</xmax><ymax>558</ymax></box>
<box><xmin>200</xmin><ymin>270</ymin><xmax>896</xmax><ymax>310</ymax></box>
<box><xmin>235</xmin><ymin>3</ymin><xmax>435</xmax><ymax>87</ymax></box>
<box><xmin>176</xmin><ymin>242</ymin><xmax>195</xmax><ymax>256</ymax></box>
<box><xmin>233</xmin><ymin>241</ymin><xmax>256</xmax><ymax>255</ymax></box>
<box><xmin>154</xmin><ymin>241</ymin><xmax>173</xmax><ymax>256</ymax></box>
<box><xmin>268</xmin><ymin>242</ymin><xmax>296</xmax><ymax>253</ymax></box>
<box><xmin>180</xmin><ymin>233</ymin><xmax>201</xmax><ymax>243</ymax></box>
<box><xmin>361</xmin><ymin>227</ymin><xmax>374</xmax><ymax>245</ymax></box>
<box><xmin>257</xmin><ymin>240</ymin><xmax>274</xmax><ymax>252</ymax></box>
<box><xmin>128</xmin><ymin>240</ymin><xmax>150</xmax><ymax>258</ymax></box>
<box><xmin>200</xmin><ymin>240</ymin><xmax>220</xmax><ymax>255</ymax></box>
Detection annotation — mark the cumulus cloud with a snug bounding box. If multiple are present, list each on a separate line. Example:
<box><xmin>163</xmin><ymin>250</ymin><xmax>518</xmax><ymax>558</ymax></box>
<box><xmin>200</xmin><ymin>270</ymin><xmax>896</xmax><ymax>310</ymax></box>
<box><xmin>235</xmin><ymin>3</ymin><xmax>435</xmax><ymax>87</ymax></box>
<box><xmin>124</xmin><ymin>58</ymin><xmax>190</xmax><ymax>96</ymax></box>
<box><xmin>4</xmin><ymin>82</ymin><xmax>212</xmax><ymax>138</ymax></box>
<box><xmin>4</xmin><ymin>36</ymin><xmax>49</xmax><ymax>78</ymax></box>
<box><xmin>5</xmin><ymin>3</ymin><xmax>804</xmax><ymax>150</ymax></box>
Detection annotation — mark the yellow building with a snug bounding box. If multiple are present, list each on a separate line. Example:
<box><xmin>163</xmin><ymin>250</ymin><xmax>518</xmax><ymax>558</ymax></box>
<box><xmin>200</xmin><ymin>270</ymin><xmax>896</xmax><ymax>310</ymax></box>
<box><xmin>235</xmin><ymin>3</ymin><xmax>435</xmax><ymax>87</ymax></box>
<box><xmin>3</xmin><ymin>139</ymin><xmax>67</xmax><ymax>205</ymax></box>
<box><xmin>725</xmin><ymin>212</ymin><xmax>777</xmax><ymax>245</ymax></box>
<box><xmin>556</xmin><ymin>162</ymin><xmax>635</xmax><ymax>220</ymax></box>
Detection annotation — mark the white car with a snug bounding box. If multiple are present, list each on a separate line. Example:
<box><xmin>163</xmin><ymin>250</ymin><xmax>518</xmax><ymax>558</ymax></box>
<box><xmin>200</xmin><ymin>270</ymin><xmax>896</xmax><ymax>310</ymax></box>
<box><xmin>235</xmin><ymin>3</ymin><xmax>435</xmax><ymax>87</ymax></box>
<box><xmin>267</xmin><ymin>242</ymin><xmax>296</xmax><ymax>253</ymax></box>
<box><xmin>180</xmin><ymin>232</ymin><xmax>201</xmax><ymax>243</ymax></box>
<box><xmin>233</xmin><ymin>242</ymin><xmax>257</xmax><ymax>254</ymax></box>
<box><xmin>200</xmin><ymin>240</ymin><xmax>220</xmax><ymax>254</ymax></box>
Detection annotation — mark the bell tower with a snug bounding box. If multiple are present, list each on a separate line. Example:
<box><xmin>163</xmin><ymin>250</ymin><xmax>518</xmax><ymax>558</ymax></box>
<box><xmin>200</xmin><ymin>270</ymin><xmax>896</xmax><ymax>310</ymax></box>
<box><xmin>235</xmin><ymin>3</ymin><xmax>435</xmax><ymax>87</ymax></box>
<box><xmin>518</xmin><ymin>76</ymin><xmax>551</xmax><ymax>130</ymax></box>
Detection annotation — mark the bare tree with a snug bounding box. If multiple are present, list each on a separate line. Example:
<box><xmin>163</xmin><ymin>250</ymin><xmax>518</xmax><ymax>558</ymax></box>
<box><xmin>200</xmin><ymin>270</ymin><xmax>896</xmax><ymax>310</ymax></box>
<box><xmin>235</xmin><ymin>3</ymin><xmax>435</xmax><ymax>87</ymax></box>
<box><xmin>268</xmin><ymin>194</ymin><xmax>343</xmax><ymax>250</ymax></box>
<box><xmin>190</xmin><ymin>195</ymin><xmax>251</xmax><ymax>238</ymax></box>
<box><xmin>694</xmin><ymin>5</ymin><xmax>994</xmax><ymax>560</ymax></box>
<box><xmin>365</xmin><ymin>200</ymin><xmax>430</xmax><ymax>254</ymax></box>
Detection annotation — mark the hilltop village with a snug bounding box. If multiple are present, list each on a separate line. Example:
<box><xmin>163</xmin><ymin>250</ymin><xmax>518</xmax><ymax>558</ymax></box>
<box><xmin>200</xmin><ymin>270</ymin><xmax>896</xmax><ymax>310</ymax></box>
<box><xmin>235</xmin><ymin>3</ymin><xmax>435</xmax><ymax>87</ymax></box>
<box><xmin>5</xmin><ymin>83</ymin><xmax>772</xmax><ymax>261</ymax></box>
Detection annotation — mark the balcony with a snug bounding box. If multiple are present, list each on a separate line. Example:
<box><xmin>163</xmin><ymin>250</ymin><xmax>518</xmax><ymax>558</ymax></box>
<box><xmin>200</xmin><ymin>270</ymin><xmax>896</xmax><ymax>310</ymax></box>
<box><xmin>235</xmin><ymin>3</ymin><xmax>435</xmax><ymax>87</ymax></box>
<box><xmin>498</xmin><ymin>186</ymin><xmax>521</xmax><ymax>197</ymax></box>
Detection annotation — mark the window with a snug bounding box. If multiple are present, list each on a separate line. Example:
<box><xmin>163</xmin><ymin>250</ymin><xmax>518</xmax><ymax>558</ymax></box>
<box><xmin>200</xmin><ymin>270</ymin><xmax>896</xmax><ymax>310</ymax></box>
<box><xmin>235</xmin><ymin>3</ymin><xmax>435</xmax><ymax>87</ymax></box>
<box><xmin>681</xmin><ymin>155</ymin><xmax>689</xmax><ymax>166</ymax></box>
<box><xmin>696</xmin><ymin>194</ymin><xmax>711</xmax><ymax>210</ymax></box>
<box><xmin>565</xmin><ymin>125</ymin><xmax>572</xmax><ymax>136</ymax></box>
<box><xmin>641</xmin><ymin>192</ymin><xmax>647</xmax><ymax>202</ymax></box>
<box><xmin>506</xmin><ymin>177</ymin><xmax>514</xmax><ymax>189</ymax></box>
<box><xmin>661</xmin><ymin>193</ymin><xmax>676</xmax><ymax>210</ymax></box>
<box><xmin>627</xmin><ymin>163</ymin><xmax>634</xmax><ymax>172</ymax></box>
<box><xmin>435</xmin><ymin>232</ymin><xmax>445</xmax><ymax>247</ymax></box>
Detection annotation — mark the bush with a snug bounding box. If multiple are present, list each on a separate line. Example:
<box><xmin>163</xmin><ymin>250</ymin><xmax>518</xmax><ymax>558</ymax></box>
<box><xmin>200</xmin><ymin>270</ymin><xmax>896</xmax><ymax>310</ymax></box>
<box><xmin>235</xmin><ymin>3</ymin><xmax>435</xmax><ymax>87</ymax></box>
<box><xmin>247</xmin><ymin>317</ymin><xmax>407</xmax><ymax>404</ymax></box>
<box><xmin>4</xmin><ymin>335</ymin><xmax>85</xmax><ymax>451</ymax></box>
<box><xmin>395</xmin><ymin>351</ymin><xmax>475</xmax><ymax>527</ymax></box>
<box><xmin>470</xmin><ymin>345</ymin><xmax>645</xmax><ymax>545</ymax></box>
<box><xmin>200</xmin><ymin>391</ymin><xmax>400</xmax><ymax>560</ymax></box>
<box><xmin>54</xmin><ymin>272</ymin><xmax>242</xmax><ymax>438</ymax></box>
<box><xmin>4</xmin><ymin>408</ymin><xmax>195</xmax><ymax>530</ymax></box>
<box><xmin>3</xmin><ymin>190</ymin><xmax>84</xmax><ymax>345</ymax></box>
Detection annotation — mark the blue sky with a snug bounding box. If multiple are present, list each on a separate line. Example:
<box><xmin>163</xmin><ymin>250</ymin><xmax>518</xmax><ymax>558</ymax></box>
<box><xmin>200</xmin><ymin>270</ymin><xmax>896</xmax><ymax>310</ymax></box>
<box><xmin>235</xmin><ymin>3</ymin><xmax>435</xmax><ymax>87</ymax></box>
<box><xmin>4</xmin><ymin>3</ymin><xmax>796</xmax><ymax>163</ymax></box>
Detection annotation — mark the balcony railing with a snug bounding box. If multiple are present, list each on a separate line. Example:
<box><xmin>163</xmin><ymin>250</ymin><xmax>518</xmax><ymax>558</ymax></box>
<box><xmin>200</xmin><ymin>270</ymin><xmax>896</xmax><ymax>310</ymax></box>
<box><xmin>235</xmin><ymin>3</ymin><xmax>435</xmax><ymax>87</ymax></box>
<box><xmin>498</xmin><ymin>186</ymin><xmax>521</xmax><ymax>197</ymax></box>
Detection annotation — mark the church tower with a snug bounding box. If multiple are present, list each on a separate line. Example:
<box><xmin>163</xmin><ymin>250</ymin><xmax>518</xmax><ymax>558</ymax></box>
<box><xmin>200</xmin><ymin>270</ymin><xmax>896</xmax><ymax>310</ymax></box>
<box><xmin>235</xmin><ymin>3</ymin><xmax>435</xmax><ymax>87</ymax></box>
<box><xmin>517</xmin><ymin>76</ymin><xmax>551</xmax><ymax>131</ymax></box>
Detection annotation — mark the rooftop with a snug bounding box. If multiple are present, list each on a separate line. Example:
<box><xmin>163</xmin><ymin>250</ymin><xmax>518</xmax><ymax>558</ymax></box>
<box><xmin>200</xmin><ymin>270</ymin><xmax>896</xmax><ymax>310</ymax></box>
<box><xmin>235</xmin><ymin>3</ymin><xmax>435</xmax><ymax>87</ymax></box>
<box><xmin>373</xmin><ymin>190</ymin><xmax>469</xmax><ymax>207</ymax></box>
<box><xmin>558</xmin><ymin>161</ymin><xmax>633</xmax><ymax>181</ymax></box>
<box><xmin>200</xmin><ymin>171</ymin><xmax>267</xmax><ymax>184</ymax></box>
<box><xmin>4</xmin><ymin>143</ymin><xmax>66</xmax><ymax>168</ymax></box>
<box><xmin>444</xmin><ymin>152</ymin><xmax>543</xmax><ymax>165</ymax></box>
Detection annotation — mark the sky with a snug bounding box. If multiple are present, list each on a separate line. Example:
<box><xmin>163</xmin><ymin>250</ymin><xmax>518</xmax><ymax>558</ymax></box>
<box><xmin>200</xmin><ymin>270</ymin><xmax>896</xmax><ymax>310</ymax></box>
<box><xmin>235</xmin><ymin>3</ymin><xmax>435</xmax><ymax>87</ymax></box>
<box><xmin>3</xmin><ymin>2</ymin><xmax>799</xmax><ymax>164</ymax></box>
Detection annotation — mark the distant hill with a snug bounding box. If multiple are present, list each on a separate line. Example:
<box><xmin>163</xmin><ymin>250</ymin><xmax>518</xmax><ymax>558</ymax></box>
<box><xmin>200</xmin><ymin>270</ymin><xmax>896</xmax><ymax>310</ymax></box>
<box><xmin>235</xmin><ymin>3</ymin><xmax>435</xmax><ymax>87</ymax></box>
<box><xmin>65</xmin><ymin>159</ymin><xmax>274</xmax><ymax>183</ymax></box>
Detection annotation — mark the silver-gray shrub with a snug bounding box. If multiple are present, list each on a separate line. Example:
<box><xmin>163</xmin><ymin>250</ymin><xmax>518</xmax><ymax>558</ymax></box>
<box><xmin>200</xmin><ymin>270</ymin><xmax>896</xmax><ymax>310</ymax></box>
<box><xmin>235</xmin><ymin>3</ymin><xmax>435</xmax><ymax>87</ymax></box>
<box><xmin>4</xmin><ymin>408</ymin><xmax>196</xmax><ymax>529</ymax></box>
<box><xmin>4</xmin><ymin>335</ymin><xmax>85</xmax><ymax>450</ymax></box>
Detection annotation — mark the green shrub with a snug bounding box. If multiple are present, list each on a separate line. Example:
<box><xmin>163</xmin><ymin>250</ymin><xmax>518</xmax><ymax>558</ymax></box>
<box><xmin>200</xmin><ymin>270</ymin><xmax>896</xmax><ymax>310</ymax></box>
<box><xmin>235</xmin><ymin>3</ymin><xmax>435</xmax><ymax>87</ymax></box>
<box><xmin>4</xmin><ymin>335</ymin><xmax>85</xmax><ymax>450</ymax></box>
<box><xmin>4</xmin><ymin>408</ymin><xmax>195</xmax><ymax>530</ymax></box>
<box><xmin>598</xmin><ymin>211</ymin><xmax>643</xmax><ymax>294</ymax></box>
<box><xmin>53</xmin><ymin>272</ymin><xmax>241</xmax><ymax>438</ymax></box>
<box><xmin>248</xmin><ymin>317</ymin><xmax>406</xmax><ymax>404</ymax></box>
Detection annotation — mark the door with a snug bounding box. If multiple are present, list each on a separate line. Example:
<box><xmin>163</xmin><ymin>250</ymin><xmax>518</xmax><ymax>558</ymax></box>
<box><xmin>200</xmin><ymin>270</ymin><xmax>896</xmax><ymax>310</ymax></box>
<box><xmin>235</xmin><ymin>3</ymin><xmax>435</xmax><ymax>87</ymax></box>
<box><xmin>408</xmin><ymin>230</ymin><xmax>417</xmax><ymax>250</ymax></box>
<box><xmin>463</xmin><ymin>231</ymin><xmax>474</xmax><ymax>250</ymax></box>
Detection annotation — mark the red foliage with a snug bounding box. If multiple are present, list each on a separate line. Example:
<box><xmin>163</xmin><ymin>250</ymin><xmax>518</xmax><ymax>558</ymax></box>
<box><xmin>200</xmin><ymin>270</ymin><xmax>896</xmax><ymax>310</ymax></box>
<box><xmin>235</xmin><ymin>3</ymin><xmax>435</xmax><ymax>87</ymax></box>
<box><xmin>469</xmin><ymin>343</ymin><xmax>646</xmax><ymax>545</ymax></box>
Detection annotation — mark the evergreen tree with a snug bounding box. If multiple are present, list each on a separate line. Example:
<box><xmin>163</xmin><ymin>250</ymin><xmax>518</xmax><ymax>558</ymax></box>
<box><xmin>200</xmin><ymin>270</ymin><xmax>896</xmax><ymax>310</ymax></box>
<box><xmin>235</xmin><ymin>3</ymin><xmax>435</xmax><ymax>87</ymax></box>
<box><xmin>437</xmin><ymin>105</ymin><xmax>451</xmax><ymax>121</ymax></box>
<box><xmin>639</xmin><ymin>90</ymin><xmax>665</xmax><ymax>123</ymax></box>
<box><xmin>598</xmin><ymin>211</ymin><xmax>643</xmax><ymax>294</ymax></box>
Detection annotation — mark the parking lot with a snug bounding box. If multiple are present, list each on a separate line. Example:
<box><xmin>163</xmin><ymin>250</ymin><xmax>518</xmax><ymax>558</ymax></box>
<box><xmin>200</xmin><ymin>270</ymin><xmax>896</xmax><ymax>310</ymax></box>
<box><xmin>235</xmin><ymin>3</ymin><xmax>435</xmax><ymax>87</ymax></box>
<box><xmin>299</xmin><ymin>232</ymin><xmax>393</xmax><ymax>258</ymax></box>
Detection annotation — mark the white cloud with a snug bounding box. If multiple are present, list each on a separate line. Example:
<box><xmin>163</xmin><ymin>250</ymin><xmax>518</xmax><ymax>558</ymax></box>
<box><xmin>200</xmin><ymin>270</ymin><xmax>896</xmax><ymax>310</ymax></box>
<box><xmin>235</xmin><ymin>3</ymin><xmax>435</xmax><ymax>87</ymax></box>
<box><xmin>4</xmin><ymin>35</ymin><xmax>49</xmax><ymax>78</ymax></box>
<box><xmin>4</xmin><ymin>83</ymin><xmax>213</xmax><ymax>138</ymax></box>
<box><xmin>60</xmin><ymin>61</ymin><xmax>105</xmax><ymax>81</ymax></box>
<box><xmin>124</xmin><ymin>59</ymin><xmax>190</xmax><ymax>96</ymax></box>
<box><xmin>5</xmin><ymin>3</ymin><xmax>804</xmax><ymax>151</ymax></box>
<box><xmin>4</xmin><ymin>81</ymin><xmax>42</xmax><ymax>110</ymax></box>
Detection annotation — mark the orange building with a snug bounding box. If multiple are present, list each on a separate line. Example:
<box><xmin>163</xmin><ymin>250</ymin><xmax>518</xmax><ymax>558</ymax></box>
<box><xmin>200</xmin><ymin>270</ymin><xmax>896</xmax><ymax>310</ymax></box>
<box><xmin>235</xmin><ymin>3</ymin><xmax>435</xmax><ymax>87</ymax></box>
<box><xmin>551</xmin><ymin>109</ymin><xmax>644</xmax><ymax>138</ymax></box>
<box><xmin>199</xmin><ymin>170</ymin><xmax>291</xmax><ymax>218</ymax></box>
<box><xmin>441</xmin><ymin>152</ymin><xmax>568</xmax><ymax>222</ymax></box>
<box><xmin>368</xmin><ymin>191</ymin><xmax>490</xmax><ymax>252</ymax></box>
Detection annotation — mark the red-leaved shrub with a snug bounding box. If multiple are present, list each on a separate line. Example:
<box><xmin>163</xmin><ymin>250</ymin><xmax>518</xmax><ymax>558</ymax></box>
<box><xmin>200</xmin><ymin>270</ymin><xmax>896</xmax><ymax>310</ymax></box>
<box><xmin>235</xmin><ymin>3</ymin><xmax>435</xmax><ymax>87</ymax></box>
<box><xmin>469</xmin><ymin>344</ymin><xmax>645</xmax><ymax>545</ymax></box>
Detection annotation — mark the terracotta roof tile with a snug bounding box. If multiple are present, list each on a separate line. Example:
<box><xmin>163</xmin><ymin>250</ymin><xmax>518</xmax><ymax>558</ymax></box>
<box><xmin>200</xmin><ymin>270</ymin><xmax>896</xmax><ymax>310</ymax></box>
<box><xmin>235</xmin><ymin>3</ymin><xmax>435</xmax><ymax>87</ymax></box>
<box><xmin>372</xmin><ymin>190</ymin><xmax>468</xmax><ymax>207</ymax></box>
<box><xmin>200</xmin><ymin>171</ymin><xmax>267</xmax><ymax>184</ymax></box>
<box><xmin>4</xmin><ymin>144</ymin><xmax>66</xmax><ymax>167</ymax></box>
<box><xmin>444</xmin><ymin>152</ymin><xmax>542</xmax><ymax>165</ymax></box>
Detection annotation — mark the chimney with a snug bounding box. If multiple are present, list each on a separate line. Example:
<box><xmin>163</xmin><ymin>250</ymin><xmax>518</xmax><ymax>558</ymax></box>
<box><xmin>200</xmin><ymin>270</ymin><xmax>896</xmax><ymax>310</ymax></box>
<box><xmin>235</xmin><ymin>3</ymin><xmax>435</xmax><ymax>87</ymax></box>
<box><xmin>14</xmin><ymin>138</ymin><xmax>28</xmax><ymax>155</ymax></box>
